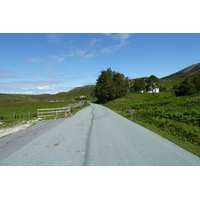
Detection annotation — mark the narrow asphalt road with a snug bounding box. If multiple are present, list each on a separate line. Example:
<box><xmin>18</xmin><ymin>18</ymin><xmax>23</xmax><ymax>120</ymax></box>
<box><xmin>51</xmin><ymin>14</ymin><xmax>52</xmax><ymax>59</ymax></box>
<box><xmin>0</xmin><ymin>104</ymin><xmax>199</xmax><ymax>166</ymax></box>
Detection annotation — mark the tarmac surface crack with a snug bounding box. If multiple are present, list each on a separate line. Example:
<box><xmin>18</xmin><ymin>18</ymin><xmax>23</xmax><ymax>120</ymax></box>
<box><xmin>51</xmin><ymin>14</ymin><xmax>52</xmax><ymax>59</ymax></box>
<box><xmin>82</xmin><ymin>105</ymin><xmax>95</xmax><ymax>166</ymax></box>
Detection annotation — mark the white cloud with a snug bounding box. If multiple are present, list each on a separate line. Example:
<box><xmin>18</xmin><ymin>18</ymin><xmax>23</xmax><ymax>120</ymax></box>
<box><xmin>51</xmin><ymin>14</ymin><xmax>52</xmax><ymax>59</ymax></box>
<box><xmin>46</xmin><ymin>72</ymin><xmax>66</xmax><ymax>79</ymax></box>
<box><xmin>101</xmin><ymin>33</ymin><xmax>133</xmax><ymax>54</ymax></box>
<box><xmin>68</xmin><ymin>49</ymin><xmax>96</xmax><ymax>59</ymax></box>
<box><xmin>68</xmin><ymin>49</ymin><xmax>87</xmax><ymax>57</ymax></box>
<box><xmin>83</xmin><ymin>51</ymin><xmax>96</xmax><ymax>58</ymax></box>
<box><xmin>84</xmin><ymin>53</ymin><xmax>95</xmax><ymax>58</ymax></box>
<box><xmin>27</xmin><ymin>54</ymin><xmax>67</xmax><ymax>69</ymax></box>
<box><xmin>100</xmin><ymin>40</ymin><xmax>128</xmax><ymax>54</ymax></box>
<box><xmin>71</xmin><ymin>70</ymin><xmax>81</xmax><ymax>75</ymax></box>
<box><xmin>26</xmin><ymin>57</ymin><xmax>44</xmax><ymax>63</ymax></box>
<box><xmin>67</xmin><ymin>34</ymin><xmax>133</xmax><ymax>58</ymax></box>
<box><xmin>36</xmin><ymin>85</ymin><xmax>54</xmax><ymax>90</ymax></box>
<box><xmin>0</xmin><ymin>70</ymin><xmax>38</xmax><ymax>79</ymax></box>
<box><xmin>90</xmin><ymin>38</ymin><xmax>102</xmax><ymax>46</ymax></box>
<box><xmin>27</xmin><ymin>55</ymin><xmax>66</xmax><ymax>69</ymax></box>
<box><xmin>67</xmin><ymin>75</ymin><xmax>86</xmax><ymax>80</ymax></box>
<box><xmin>0</xmin><ymin>81</ymin><xmax>73</xmax><ymax>94</ymax></box>
<box><xmin>48</xmin><ymin>55</ymin><xmax>65</xmax><ymax>63</ymax></box>
<box><xmin>117</xmin><ymin>33</ymin><xmax>133</xmax><ymax>40</ymax></box>
<box><xmin>47</xmin><ymin>34</ymin><xmax>64</xmax><ymax>45</ymax></box>
<box><xmin>100</xmin><ymin>46</ymin><xmax>114</xmax><ymax>54</ymax></box>
<box><xmin>103</xmin><ymin>33</ymin><xmax>133</xmax><ymax>41</ymax></box>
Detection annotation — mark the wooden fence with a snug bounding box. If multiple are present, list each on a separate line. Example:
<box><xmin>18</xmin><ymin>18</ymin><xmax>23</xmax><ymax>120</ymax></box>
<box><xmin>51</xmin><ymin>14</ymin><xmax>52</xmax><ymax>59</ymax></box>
<box><xmin>37</xmin><ymin>101</ymin><xmax>85</xmax><ymax>118</ymax></box>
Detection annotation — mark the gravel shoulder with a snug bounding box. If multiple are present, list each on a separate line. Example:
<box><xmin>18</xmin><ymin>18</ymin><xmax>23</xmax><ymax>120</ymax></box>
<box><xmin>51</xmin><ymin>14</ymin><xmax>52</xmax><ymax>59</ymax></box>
<box><xmin>0</xmin><ymin>119</ymin><xmax>41</xmax><ymax>138</ymax></box>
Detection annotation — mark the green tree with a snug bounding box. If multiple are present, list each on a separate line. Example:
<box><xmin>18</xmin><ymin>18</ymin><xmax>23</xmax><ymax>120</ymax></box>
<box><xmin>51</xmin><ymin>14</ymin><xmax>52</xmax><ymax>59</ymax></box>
<box><xmin>176</xmin><ymin>78</ymin><xmax>197</xmax><ymax>96</ymax></box>
<box><xmin>95</xmin><ymin>68</ymin><xmax>128</xmax><ymax>103</ymax></box>
<box><xmin>193</xmin><ymin>77</ymin><xmax>200</xmax><ymax>92</ymax></box>
<box><xmin>125</xmin><ymin>77</ymin><xmax>133</xmax><ymax>93</ymax></box>
<box><xmin>146</xmin><ymin>75</ymin><xmax>159</xmax><ymax>93</ymax></box>
<box><xmin>133</xmin><ymin>78</ymin><xmax>146</xmax><ymax>92</ymax></box>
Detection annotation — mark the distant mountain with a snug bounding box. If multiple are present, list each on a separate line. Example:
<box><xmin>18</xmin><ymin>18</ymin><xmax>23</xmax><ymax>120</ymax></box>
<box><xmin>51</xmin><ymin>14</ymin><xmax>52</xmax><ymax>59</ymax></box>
<box><xmin>162</xmin><ymin>63</ymin><xmax>200</xmax><ymax>80</ymax></box>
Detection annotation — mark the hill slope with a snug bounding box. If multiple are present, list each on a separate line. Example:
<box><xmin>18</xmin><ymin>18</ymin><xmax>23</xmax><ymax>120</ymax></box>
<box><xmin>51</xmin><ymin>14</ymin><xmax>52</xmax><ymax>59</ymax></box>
<box><xmin>56</xmin><ymin>85</ymin><xmax>95</xmax><ymax>99</ymax></box>
<box><xmin>0</xmin><ymin>85</ymin><xmax>96</xmax><ymax>102</ymax></box>
<box><xmin>162</xmin><ymin>63</ymin><xmax>200</xmax><ymax>81</ymax></box>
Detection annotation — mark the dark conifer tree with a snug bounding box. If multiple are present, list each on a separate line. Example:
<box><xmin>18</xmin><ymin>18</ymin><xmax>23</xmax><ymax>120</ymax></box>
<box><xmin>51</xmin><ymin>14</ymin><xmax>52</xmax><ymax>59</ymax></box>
<box><xmin>95</xmin><ymin>68</ymin><xmax>128</xmax><ymax>103</ymax></box>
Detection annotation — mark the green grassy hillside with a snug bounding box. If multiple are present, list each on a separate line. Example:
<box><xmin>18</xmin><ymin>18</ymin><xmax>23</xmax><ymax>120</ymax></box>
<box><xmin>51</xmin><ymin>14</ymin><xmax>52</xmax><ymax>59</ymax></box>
<box><xmin>154</xmin><ymin>63</ymin><xmax>200</xmax><ymax>91</ymax></box>
<box><xmin>162</xmin><ymin>63</ymin><xmax>200</xmax><ymax>81</ymax></box>
<box><xmin>56</xmin><ymin>85</ymin><xmax>95</xmax><ymax>100</ymax></box>
<box><xmin>0</xmin><ymin>85</ymin><xmax>95</xmax><ymax>102</ymax></box>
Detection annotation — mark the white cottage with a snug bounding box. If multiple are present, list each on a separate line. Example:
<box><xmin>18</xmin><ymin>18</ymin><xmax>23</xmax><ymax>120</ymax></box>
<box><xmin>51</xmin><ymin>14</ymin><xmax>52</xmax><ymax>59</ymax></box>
<box><xmin>140</xmin><ymin>83</ymin><xmax>159</xmax><ymax>93</ymax></box>
<box><xmin>147</xmin><ymin>87</ymin><xmax>159</xmax><ymax>93</ymax></box>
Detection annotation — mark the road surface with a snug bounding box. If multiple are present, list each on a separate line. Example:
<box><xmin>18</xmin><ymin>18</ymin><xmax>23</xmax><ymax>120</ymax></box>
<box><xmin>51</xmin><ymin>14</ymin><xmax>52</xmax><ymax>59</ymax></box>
<box><xmin>0</xmin><ymin>103</ymin><xmax>199</xmax><ymax>166</ymax></box>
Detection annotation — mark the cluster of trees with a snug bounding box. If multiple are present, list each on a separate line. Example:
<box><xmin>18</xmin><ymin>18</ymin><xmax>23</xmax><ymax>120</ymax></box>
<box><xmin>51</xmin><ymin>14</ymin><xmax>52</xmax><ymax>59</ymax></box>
<box><xmin>95</xmin><ymin>68</ymin><xmax>159</xmax><ymax>103</ymax></box>
<box><xmin>132</xmin><ymin>75</ymin><xmax>159</xmax><ymax>93</ymax></box>
<box><xmin>94</xmin><ymin>68</ymin><xmax>200</xmax><ymax>102</ymax></box>
<box><xmin>95</xmin><ymin>68</ymin><xmax>129</xmax><ymax>103</ymax></box>
<box><xmin>175</xmin><ymin>77</ymin><xmax>200</xmax><ymax>96</ymax></box>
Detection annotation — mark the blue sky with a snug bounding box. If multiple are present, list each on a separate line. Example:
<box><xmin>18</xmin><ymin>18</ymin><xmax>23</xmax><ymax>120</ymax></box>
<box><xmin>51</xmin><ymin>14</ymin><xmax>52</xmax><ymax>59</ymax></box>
<box><xmin>0</xmin><ymin>33</ymin><xmax>200</xmax><ymax>94</ymax></box>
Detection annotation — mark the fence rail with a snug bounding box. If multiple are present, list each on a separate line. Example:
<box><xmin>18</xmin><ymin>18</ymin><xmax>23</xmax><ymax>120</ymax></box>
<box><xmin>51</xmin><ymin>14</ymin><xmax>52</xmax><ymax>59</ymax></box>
<box><xmin>37</xmin><ymin>101</ymin><xmax>85</xmax><ymax>118</ymax></box>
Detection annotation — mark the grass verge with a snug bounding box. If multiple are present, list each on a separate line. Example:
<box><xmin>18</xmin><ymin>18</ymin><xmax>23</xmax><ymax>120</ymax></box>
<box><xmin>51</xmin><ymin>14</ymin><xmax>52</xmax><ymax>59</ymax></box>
<box><xmin>104</xmin><ymin>92</ymin><xmax>200</xmax><ymax>157</ymax></box>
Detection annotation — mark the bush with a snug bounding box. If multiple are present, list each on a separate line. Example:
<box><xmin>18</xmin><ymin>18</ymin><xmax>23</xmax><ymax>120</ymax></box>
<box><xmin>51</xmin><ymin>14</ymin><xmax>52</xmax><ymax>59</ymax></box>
<box><xmin>175</xmin><ymin>78</ymin><xmax>198</xmax><ymax>96</ymax></box>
